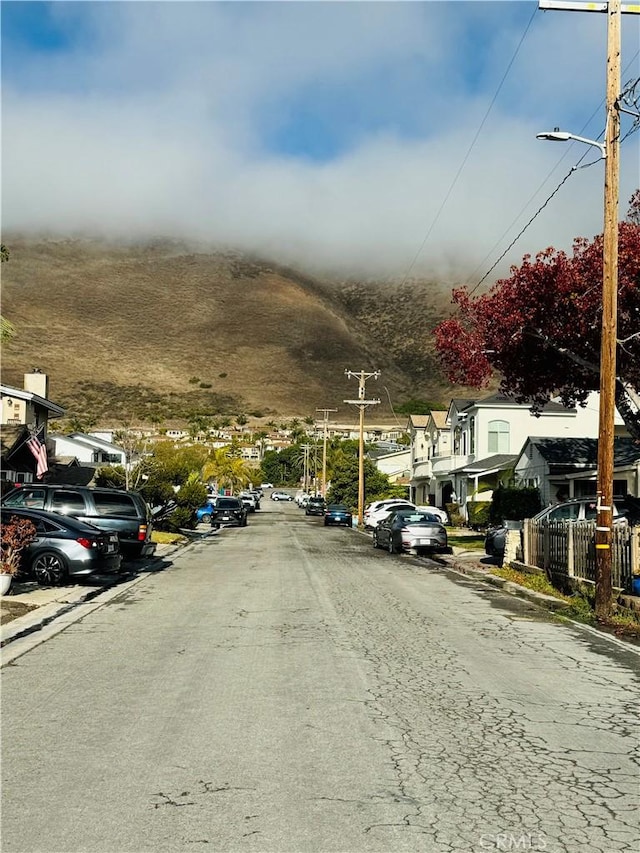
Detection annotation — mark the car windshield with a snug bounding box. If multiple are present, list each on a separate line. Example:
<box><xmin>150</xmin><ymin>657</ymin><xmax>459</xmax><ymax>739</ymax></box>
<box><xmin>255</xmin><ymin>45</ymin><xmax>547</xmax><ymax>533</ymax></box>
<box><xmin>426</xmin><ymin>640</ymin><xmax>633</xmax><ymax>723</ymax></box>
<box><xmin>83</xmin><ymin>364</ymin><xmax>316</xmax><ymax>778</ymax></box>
<box><xmin>217</xmin><ymin>498</ymin><xmax>240</xmax><ymax>508</ymax></box>
<box><xmin>328</xmin><ymin>505</ymin><xmax>348</xmax><ymax>511</ymax></box>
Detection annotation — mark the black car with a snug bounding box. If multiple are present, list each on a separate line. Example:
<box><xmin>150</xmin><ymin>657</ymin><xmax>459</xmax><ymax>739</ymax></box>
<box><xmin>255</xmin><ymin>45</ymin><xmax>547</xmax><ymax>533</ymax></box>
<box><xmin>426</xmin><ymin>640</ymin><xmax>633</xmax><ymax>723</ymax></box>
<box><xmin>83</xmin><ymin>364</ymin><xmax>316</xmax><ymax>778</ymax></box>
<box><xmin>2</xmin><ymin>484</ymin><xmax>155</xmax><ymax>559</ymax></box>
<box><xmin>323</xmin><ymin>504</ymin><xmax>353</xmax><ymax>527</ymax></box>
<box><xmin>374</xmin><ymin>508</ymin><xmax>448</xmax><ymax>555</ymax></box>
<box><xmin>210</xmin><ymin>497</ymin><xmax>248</xmax><ymax>528</ymax></box>
<box><xmin>0</xmin><ymin>507</ymin><xmax>122</xmax><ymax>586</ymax></box>
<box><xmin>305</xmin><ymin>496</ymin><xmax>326</xmax><ymax>516</ymax></box>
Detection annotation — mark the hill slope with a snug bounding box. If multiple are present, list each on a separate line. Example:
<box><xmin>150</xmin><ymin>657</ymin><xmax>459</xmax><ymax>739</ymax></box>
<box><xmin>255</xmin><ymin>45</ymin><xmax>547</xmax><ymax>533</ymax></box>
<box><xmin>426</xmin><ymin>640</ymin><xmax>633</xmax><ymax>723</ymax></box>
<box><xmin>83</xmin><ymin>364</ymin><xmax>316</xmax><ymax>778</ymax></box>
<box><xmin>1</xmin><ymin>237</ymin><xmax>465</xmax><ymax>424</ymax></box>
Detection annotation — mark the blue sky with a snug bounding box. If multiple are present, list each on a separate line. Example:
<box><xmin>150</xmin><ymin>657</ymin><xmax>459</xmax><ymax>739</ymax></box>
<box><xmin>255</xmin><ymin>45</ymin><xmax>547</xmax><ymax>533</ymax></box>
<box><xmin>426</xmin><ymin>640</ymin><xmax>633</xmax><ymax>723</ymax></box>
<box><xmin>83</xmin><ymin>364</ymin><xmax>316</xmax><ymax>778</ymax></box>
<box><xmin>2</xmin><ymin>1</ymin><xmax>639</xmax><ymax>280</ymax></box>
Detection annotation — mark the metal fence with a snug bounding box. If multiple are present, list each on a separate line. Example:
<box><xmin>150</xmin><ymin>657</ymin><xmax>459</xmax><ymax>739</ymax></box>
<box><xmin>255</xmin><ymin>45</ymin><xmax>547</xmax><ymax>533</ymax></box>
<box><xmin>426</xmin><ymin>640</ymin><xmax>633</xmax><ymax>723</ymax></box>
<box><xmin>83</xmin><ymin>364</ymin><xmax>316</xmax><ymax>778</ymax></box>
<box><xmin>523</xmin><ymin>519</ymin><xmax>639</xmax><ymax>591</ymax></box>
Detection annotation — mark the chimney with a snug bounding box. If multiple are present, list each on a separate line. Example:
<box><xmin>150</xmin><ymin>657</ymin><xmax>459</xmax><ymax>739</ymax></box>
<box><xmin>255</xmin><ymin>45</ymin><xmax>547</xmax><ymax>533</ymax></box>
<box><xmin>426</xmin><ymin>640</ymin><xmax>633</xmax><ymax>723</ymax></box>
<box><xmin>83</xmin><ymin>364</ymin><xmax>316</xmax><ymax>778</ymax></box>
<box><xmin>24</xmin><ymin>369</ymin><xmax>49</xmax><ymax>400</ymax></box>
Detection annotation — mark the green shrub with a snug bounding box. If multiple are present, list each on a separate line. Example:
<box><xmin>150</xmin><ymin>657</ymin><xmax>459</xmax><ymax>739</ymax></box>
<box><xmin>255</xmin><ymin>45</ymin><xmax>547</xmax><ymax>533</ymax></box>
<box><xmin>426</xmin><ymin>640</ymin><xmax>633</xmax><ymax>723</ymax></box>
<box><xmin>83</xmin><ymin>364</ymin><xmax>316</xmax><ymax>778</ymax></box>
<box><xmin>446</xmin><ymin>503</ymin><xmax>465</xmax><ymax>527</ymax></box>
<box><xmin>489</xmin><ymin>486</ymin><xmax>542</xmax><ymax>524</ymax></box>
<box><xmin>467</xmin><ymin>501</ymin><xmax>490</xmax><ymax>528</ymax></box>
<box><xmin>165</xmin><ymin>506</ymin><xmax>195</xmax><ymax>532</ymax></box>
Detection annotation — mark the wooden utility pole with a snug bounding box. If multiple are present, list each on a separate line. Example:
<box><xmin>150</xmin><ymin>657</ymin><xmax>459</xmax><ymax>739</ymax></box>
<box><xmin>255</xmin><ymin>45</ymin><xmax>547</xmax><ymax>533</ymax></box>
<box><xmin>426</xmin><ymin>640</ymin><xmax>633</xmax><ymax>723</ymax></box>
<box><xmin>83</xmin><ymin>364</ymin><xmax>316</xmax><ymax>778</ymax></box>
<box><xmin>316</xmin><ymin>408</ymin><xmax>337</xmax><ymax>498</ymax></box>
<box><xmin>538</xmin><ymin>0</ymin><xmax>635</xmax><ymax>617</ymax></box>
<box><xmin>344</xmin><ymin>370</ymin><xmax>380</xmax><ymax>526</ymax></box>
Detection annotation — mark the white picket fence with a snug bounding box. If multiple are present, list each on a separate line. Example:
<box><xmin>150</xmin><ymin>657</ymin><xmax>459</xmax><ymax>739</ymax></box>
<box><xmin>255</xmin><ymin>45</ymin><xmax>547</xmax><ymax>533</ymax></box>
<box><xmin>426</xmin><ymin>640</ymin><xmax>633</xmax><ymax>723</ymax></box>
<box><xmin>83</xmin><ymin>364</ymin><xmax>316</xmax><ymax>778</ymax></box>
<box><xmin>523</xmin><ymin>519</ymin><xmax>639</xmax><ymax>591</ymax></box>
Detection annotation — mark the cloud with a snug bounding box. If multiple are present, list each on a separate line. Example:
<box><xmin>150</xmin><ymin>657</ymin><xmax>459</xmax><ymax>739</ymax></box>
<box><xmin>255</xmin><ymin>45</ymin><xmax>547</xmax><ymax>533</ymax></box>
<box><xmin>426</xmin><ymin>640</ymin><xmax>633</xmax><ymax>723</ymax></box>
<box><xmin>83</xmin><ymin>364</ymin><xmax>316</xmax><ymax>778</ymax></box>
<box><xmin>2</xmin><ymin>1</ymin><xmax>638</xmax><ymax>281</ymax></box>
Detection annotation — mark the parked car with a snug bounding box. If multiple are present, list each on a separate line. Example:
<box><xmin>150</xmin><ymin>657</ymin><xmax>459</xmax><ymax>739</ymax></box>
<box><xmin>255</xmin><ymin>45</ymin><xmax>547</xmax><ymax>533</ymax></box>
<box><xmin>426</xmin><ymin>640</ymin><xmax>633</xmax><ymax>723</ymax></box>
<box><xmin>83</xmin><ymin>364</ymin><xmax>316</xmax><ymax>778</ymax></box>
<box><xmin>239</xmin><ymin>492</ymin><xmax>258</xmax><ymax>513</ymax></box>
<box><xmin>373</xmin><ymin>508</ymin><xmax>448</xmax><ymax>555</ymax></box>
<box><xmin>210</xmin><ymin>496</ymin><xmax>248</xmax><ymax>528</ymax></box>
<box><xmin>365</xmin><ymin>501</ymin><xmax>416</xmax><ymax>530</ymax></box>
<box><xmin>484</xmin><ymin>495</ymin><xmax>634</xmax><ymax>563</ymax></box>
<box><xmin>2</xmin><ymin>485</ymin><xmax>155</xmax><ymax>559</ymax></box>
<box><xmin>0</xmin><ymin>507</ymin><xmax>122</xmax><ymax>586</ymax></box>
<box><xmin>270</xmin><ymin>491</ymin><xmax>293</xmax><ymax>501</ymax></box>
<box><xmin>324</xmin><ymin>504</ymin><xmax>353</xmax><ymax>527</ymax></box>
<box><xmin>305</xmin><ymin>496</ymin><xmax>326</xmax><ymax>516</ymax></box>
<box><xmin>416</xmin><ymin>505</ymin><xmax>449</xmax><ymax>525</ymax></box>
<box><xmin>195</xmin><ymin>499</ymin><xmax>217</xmax><ymax>524</ymax></box>
<box><xmin>249</xmin><ymin>489</ymin><xmax>262</xmax><ymax>507</ymax></box>
<box><xmin>260</xmin><ymin>483</ymin><xmax>274</xmax><ymax>489</ymax></box>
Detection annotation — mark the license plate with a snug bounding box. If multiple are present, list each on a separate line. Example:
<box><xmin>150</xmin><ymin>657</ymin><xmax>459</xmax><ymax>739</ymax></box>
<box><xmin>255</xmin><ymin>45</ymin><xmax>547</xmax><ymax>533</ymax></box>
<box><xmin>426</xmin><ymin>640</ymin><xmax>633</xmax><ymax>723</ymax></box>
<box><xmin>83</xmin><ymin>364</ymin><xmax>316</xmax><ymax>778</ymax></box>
<box><xmin>417</xmin><ymin>539</ymin><xmax>436</xmax><ymax>546</ymax></box>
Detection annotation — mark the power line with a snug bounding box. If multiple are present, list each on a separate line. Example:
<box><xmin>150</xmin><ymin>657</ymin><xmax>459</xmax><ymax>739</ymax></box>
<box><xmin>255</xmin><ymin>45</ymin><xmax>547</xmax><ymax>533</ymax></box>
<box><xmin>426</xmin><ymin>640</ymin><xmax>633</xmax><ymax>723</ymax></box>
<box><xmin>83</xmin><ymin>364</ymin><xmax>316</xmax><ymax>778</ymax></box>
<box><xmin>397</xmin><ymin>6</ymin><xmax>539</xmax><ymax>288</ymax></box>
<box><xmin>468</xmin><ymin>53</ymin><xmax>639</xmax><ymax>292</ymax></box>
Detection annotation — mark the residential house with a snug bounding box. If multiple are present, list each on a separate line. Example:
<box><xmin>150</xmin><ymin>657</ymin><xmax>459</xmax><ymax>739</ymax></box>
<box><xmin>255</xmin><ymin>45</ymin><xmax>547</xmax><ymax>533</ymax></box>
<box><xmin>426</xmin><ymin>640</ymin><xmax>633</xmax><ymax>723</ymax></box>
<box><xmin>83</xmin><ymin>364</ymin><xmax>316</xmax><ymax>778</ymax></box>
<box><xmin>409</xmin><ymin>391</ymin><xmax>624</xmax><ymax>520</ymax></box>
<box><xmin>369</xmin><ymin>447</ymin><xmax>412</xmax><ymax>487</ymax></box>
<box><xmin>50</xmin><ymin>433</ymin><xmax>128</xmax><ymax>467</ymax></box>
<box><xmin>407</xmin><ymin>411</ymin><xmax>451</xmax><ymax>507</ymax></box>
<box><xmin>515</xmin><ymin>436</ymin><xmax>640</xmax><ymax>503</ymax></box>
<box><xmin>0</xmin><ymin>371</ymin><xmax>64</xmax><ymax>486</ymax></box>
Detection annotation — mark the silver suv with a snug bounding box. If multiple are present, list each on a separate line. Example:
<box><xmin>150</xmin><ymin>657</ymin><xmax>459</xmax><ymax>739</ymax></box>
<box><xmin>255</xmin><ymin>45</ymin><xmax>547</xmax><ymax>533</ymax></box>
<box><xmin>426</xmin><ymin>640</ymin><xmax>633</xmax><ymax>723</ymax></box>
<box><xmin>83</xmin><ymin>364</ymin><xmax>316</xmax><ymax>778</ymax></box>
<box><xmin>2</xmin><ymin>485</ymin><xmax>156</xmax><ymax>559</ymax></box>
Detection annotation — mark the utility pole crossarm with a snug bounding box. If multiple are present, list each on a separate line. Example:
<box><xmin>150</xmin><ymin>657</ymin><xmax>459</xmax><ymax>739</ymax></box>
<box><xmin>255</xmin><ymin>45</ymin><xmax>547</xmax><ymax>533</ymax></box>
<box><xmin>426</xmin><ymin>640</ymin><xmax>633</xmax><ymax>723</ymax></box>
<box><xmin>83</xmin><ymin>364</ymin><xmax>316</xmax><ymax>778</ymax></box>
<box><xmin>539</xmin><ymin>1</ymin><xmax>639</xmax><ymax>12</ymax></box>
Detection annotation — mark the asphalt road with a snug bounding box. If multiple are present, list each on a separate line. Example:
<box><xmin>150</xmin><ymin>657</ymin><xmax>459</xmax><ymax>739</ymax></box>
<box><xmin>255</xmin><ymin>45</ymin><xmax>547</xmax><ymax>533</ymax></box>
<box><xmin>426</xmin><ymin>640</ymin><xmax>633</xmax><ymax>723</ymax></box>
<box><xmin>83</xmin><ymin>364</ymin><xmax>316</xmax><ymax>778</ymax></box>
<box><xmin>2</xmin><ymin>497</ymin><xmax>639</xmax><ymax>853</ymax></box>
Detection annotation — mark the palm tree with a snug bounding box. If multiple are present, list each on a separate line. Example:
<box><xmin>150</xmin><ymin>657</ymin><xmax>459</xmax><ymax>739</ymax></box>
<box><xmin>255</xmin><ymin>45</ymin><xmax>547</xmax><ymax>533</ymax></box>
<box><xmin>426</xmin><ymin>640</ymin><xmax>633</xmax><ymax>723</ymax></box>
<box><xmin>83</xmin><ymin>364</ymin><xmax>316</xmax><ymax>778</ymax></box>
<box><xmin>202</xmin><ymin>448</ymin><xmax>251</xmax><ymax>494</ymax></box>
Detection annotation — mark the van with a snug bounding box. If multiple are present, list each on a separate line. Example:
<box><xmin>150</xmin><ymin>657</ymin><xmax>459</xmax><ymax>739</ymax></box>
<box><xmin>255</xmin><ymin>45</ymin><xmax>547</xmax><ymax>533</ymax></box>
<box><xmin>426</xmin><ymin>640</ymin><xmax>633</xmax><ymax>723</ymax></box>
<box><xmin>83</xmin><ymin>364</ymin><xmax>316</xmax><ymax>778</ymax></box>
<box><xmin>1</xmin><ymin>485</ymin><xmax>156</xmax><ymax>559</ymax></box>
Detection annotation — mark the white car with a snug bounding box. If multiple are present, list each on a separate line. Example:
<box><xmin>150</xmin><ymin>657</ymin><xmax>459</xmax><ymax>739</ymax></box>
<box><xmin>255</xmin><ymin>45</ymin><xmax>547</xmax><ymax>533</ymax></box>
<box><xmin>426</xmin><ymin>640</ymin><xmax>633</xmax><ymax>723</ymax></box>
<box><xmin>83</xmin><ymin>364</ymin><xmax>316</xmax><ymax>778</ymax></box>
<box><xmin>271</xmin><ymin>491</ymin><xmax>293</xmax><ymax>501</ymax></box>
<box><xmin>416</xmin><ymin>505</ymin><xmax>449</xmax><ymax>525</ymax></box>
<box><xmin>365</xmin><ymin>500</ymin><xmax>417</xmax><ymax>529</ymax></box>
<box><xmin>239</xmin><ymin>492</ymin><xmax>257</xmax><ymax>512</ymax></box>
<box><xmin>260</xmin><ymin>483</ymin><xmax>274</xmax><ymax>489</ymax></box>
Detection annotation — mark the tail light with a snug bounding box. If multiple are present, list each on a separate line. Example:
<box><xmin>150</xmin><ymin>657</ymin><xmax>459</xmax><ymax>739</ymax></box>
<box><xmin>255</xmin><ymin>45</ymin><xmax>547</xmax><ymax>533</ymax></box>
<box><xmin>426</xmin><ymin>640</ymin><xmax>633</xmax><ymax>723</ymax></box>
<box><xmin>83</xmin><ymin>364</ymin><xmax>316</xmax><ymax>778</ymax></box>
<box><xmin>137</xmin><ymin>524</ymin><xmax>148</xmax><ymax>542</ymax></box>
<box><xmin>77</xmin><ymin>537</ymin><xmax>97</xmax><ymax>549</ymax></box>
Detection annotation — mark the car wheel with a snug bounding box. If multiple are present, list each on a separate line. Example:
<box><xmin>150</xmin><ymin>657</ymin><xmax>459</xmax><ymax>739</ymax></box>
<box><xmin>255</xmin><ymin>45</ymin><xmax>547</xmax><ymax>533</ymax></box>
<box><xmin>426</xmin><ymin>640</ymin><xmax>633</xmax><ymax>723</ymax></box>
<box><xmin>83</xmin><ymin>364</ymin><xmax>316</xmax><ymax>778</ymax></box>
<box><xmin>388</xmin><ymin>537</ymin><xmax>396</xmax><ymax>554</ymax></box>
<box><xmin>201</xmin><ymin>513</ymin><xmax>211</xmax><ymax>524</ymax></box>
<box><xmin>372</xmin><ymin>531</ymin><xmax>379</xmax><ymax>548</ymax></box>
<box><xmin>32</xmin><ymin>551</ymin><xmax>68</xmax><ymax>586</ymax></box>
<box><xmin>242</xmin><ymin>518</ymin><xmax>248</xmax><ymax>527</ymax></box>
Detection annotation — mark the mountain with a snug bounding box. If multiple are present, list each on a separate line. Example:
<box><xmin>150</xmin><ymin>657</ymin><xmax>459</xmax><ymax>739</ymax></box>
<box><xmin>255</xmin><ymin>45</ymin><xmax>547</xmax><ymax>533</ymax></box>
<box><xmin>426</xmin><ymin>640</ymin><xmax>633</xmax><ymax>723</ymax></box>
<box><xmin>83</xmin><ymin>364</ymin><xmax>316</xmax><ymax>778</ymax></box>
<box><xmin>1</xmin><ymin>236</ymin><xmax>468</xmax><ymax>425</ymax></box>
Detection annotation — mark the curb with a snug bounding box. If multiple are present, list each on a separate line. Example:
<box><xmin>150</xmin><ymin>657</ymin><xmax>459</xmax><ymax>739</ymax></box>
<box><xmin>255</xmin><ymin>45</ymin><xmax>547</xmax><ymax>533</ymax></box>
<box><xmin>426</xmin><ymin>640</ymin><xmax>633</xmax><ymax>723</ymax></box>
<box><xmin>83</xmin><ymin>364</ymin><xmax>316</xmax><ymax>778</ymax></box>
<box><xmin>436</xmin><ymin>556</ymin><xmax>568</xmax><ymax>611</ymax></box>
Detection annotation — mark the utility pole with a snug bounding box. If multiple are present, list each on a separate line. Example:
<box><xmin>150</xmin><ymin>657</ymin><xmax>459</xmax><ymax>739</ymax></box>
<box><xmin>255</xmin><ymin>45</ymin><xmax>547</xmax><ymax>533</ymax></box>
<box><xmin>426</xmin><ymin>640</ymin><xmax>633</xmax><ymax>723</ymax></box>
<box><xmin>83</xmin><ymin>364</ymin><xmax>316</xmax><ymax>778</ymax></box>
<box><xmin>538</xmin><ymin>0</ymin><xmax>638</xmax><ymax>617</ymax></box>
<box><xmin>344</xmin><ymin>370</ymin><xmax>380</xmax><ymax>526</ymax></box>
<box><xmin>300</xmin><ymin>444</ymin><xmax>312</xmax><ymax>493</ymax></box>
<box><xmin>317</xmin><ymin>408</ymin><xmax>337</xmax><ymax>498</ymax></box>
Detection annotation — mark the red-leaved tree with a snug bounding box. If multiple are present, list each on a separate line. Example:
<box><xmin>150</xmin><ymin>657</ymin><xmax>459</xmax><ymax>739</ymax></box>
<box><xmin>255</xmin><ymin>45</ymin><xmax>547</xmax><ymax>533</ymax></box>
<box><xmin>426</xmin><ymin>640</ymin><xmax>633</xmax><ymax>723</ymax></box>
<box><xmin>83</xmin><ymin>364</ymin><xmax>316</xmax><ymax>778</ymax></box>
<box><xmin>434</xmin><ymin>194</ymin><xmax>640</xmax><ymax>439</ymax></box>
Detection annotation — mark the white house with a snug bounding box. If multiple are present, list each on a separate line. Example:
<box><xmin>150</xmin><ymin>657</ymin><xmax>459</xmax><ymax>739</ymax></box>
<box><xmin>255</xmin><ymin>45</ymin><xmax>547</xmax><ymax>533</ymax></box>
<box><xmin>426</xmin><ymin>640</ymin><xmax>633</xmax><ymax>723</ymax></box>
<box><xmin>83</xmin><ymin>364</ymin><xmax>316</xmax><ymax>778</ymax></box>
<box><xmin>408</xmin><ymin>391</ymin><xmax>627</xmax><ymax>520</ymax></box>
<box><xmin>370</xmin><ymin>448</ymin><xmax>412</xmax><ymax>486</ymax></box>
<box><xmin>51</xmin><ymin>433</ymin><xmax>128</xmax><ymax>467</ymax></box>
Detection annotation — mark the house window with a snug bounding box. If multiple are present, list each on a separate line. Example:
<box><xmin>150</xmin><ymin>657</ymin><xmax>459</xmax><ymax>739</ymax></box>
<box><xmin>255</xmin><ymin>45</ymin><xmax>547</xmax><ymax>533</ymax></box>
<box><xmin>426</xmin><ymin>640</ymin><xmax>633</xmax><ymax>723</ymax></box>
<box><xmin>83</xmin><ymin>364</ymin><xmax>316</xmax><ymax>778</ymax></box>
<box><xmin>488</xmin><ymin>420</ymin><xmax>509</xmax><ymax>453</ymax></box>
<box><xmin>469</xmin><ymin>416</ymin><xmax>475</xmax><ymax>454</ymax></box>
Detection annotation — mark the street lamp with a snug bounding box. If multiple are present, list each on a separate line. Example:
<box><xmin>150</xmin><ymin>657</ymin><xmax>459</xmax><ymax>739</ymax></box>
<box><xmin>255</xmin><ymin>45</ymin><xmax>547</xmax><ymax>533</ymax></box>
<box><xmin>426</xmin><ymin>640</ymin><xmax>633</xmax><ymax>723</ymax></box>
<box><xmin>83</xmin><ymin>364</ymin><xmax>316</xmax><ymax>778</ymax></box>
<box><xmin>535</xmin><ymin>128</ymin><xmax>606</xmax><ymax>159</ymax></box>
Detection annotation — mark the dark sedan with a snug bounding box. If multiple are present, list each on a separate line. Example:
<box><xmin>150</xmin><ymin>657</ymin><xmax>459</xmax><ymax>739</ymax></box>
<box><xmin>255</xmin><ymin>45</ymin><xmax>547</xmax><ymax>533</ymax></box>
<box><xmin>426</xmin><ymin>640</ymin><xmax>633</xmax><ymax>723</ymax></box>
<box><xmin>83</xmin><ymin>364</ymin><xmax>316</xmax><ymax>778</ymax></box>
<box><xmin>0</xmin><ymin>508</ymin><xmax>122</xmax><ymax>586</ymax></box>
<box><xmin>373</xmin><ymin>508</ymin><xmax>448</xmax><ymax>555</ymax></box>
<box><xmin>210</xmin><ymin>497</ymin><xmax>248</xmax><ymax>528</ymax></box>
<box><xmin>323</xmin><ymin>504</ymin><xmax>353</xmax><ymax>527</ymax></box>
<box><xmin>305</xmin><ymin>496</ymin><xmax>326</xmax><ymax>516</ymax></box>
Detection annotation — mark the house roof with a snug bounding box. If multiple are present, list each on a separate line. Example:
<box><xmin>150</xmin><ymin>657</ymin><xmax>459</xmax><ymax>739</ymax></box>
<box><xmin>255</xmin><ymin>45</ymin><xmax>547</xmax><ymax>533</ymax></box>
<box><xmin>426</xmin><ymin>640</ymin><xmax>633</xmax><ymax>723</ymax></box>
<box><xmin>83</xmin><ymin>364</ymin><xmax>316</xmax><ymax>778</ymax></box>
<box><xmin>0</xmin><ymin>384</ymin><xmax>65</xmax><ymax>417</ymax></box>
<box><xmin>408</xmin><ymin>415</ymin><xmax>430</xmax><ymax>428</ymax></box>
<box><xmin>461</xmin><ymin>392</ymin><xmax>575</xmax><ymax>414</ymax></box>
<box><xmin>431</xmin><ymin>411</ymin><xmax>448</xmax><ymax>429</ymax></box>
<box><xmin>449</xmin><ymin>454</ymin><xmax>518</xmax><ymax>476</ymax></box>
<box><xmin>68</xmin><ymin>433</ymin><xmax>125</xmax><ymax>453</ymax></box>
<box><xmin>524</xmin><ymin>437</ymin><xmax>640</xmax><ymax>468</ymax></box>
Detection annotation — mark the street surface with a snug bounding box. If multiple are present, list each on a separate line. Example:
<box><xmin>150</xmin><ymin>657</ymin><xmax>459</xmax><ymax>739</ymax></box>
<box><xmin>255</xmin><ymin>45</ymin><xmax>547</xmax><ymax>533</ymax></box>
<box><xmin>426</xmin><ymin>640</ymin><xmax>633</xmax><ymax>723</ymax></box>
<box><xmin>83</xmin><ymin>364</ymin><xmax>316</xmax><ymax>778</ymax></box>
<box><xmin>2</xmin><ymin>497</ymin><xmax>639</xmax><ymax>853</ymax></box>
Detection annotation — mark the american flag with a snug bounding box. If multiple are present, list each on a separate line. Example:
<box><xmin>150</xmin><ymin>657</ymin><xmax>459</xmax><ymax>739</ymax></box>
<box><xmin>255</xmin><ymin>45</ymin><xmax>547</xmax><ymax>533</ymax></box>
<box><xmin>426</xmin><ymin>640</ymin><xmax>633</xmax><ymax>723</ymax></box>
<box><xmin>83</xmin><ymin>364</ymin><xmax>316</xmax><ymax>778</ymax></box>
<box><xmin>26</xmin><ymin>427</ymin><xmax>48</xmax><ymax>480</ymax></box>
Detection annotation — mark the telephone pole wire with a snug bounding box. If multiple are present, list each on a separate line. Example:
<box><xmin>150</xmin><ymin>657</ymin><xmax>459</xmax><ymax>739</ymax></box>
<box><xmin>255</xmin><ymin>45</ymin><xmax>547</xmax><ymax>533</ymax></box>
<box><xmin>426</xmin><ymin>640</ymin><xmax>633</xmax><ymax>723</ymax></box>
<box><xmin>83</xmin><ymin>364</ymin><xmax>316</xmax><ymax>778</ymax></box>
<box><xmin>344</xmin><ymin>370</ymin><xmax>381</xmax><ymax>526</ymax></box>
